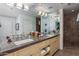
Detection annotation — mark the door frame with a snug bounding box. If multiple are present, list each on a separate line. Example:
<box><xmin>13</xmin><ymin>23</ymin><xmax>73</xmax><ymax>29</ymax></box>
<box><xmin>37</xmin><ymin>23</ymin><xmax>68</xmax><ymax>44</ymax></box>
<box><xmin>59</xmin><ymin>9</ymin><xmax>64</xmax><ymax>50</ymax></box>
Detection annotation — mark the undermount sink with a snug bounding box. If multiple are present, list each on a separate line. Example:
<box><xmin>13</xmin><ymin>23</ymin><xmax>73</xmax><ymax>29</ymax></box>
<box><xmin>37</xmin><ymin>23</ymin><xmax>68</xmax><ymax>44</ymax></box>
<box><xmin>46</xmin><ymin>34</ymin><xmax>54</xmax><ymax>37</ymax></box>
<box><xmin>14</xmin><ymin>39</ymin><xmax>34</xmax><ymax>45</ymax></box>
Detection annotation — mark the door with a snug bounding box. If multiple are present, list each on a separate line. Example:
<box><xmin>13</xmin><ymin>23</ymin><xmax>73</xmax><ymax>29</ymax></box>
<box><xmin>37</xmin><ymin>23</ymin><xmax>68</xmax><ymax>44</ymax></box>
<box><xmin>36</xmin><ymin>16</ymin><xmax>41</xmax><ymax>32</ymax></box>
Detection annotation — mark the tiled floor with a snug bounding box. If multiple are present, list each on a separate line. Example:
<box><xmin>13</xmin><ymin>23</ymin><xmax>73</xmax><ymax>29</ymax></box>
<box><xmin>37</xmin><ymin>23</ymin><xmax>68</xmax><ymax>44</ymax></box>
<box><xmin>54</xmin><ymin>47</ymin><xmax>79</xmax><ymax>56</ymax></box>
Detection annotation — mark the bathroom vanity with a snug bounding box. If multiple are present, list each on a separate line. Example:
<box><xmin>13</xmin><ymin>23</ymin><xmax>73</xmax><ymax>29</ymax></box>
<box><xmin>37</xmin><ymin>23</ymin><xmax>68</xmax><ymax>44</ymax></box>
<box><xmin>0</xmin><ymin>3</ymin><xmax>61</xmax><ymax>56</ymax></box>
<box><xmin>0</xmin><ymin>34</ymin><xmax>59</xmax><ymax>56</ymax></box>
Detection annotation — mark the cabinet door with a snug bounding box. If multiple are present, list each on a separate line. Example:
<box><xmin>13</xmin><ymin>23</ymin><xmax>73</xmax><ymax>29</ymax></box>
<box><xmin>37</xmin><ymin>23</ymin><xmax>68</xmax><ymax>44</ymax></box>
<box><xmin>48</xmin><ymin>37</ymin><xmax>59</xmax><ymax>55</ymax></box>
<box><xmin>14</xmin><ymin>45</ymin><xmax>40</xmax><ymax>56</ymax></box>
<box><xmin>50</xmin><ymin>37</ymin><xmax>59</xmax><ymax>49</ymax></box>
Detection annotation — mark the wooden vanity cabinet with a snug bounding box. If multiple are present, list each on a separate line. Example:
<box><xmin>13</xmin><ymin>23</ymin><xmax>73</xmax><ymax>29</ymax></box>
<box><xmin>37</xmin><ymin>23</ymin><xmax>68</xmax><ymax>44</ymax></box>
<box><xmin>48</xmin><ymin>36</ymin><xmax>59</xmax><ymax>56</ymax></box>
<box><xmin>14</xmin><ymin>45</ymin><xmax>40</xmax><ymax>56</ymax></box>
<box><xmin>15</xmin><ymin>40</ymin><xmax>50</xmax><ymax>56</ymax></box>
<box><xmin>6</xmin><ymin>39</ymin><xmax>50</xmax><ymax>56</ymax></box>
<box><xmin>7</xmin><ymin>44</ymin><xmax>40</xmax><ymax>56</ymax></box>
<box><xmin>6</xmin><ymin>36</ymin><xmax>59</xmax><ymax>56</ymax></box>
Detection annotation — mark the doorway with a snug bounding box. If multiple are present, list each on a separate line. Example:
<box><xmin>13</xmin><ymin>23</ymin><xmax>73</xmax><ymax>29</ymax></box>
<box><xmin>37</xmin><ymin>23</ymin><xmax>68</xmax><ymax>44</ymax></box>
<box><xmin>64</xmin><ymin>13</ymin><xmax>79</xmax><ymax>48</ymax></box>
<box><xmin>36</xmin><ymin>16</ymin><xmax>41</xmax><ymax>32</ymax></box>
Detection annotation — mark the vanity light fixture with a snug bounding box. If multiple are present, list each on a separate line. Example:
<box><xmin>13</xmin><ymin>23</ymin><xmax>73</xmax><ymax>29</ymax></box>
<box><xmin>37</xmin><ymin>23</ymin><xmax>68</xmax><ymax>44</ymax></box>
<box><xmin>38</xmin><ymin>11</ymin><xmax>48</xmax><ymax>16</ymax></box>
<box><xmin>7</xmin><ymin>3</ymin><xmax>15</xmax><ymax>7</ymax></box>
<box><xmin>6</xmin><ymin>3</ymin><xmax>29</xmax><ymax>11</ymax></box>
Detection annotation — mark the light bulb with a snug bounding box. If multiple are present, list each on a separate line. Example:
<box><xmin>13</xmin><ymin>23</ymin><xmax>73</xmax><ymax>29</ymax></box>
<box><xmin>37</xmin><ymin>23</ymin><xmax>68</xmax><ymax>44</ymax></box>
<box><xmin>42</xmin><ymin>12</ymin><xmax>45</xmax><ymax>16</ymax></box>
<box><xmin>38</xmin><ymin>11</ymin><xmax>42</xmax><ymax>15</ymax></box>
<box><xmin>45</xmin><ymin>13</ymin><xmax>47</xmax><ymax>16</ymax></box>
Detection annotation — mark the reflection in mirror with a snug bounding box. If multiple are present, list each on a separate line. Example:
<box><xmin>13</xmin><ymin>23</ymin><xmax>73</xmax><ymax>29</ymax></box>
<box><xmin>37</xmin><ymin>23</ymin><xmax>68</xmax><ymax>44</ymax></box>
<box><xmin>15</xmin><ymin>23</ymin><xmax>19</xmax><ymax>31</ymax></box>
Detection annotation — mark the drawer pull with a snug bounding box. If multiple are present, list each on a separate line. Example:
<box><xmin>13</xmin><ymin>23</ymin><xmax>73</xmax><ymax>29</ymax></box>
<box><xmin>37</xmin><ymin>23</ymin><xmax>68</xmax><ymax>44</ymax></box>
<box><xmin>41</xmin><ymin>45</ymin><xmax>50</xmax><ymax>55</ymax></box>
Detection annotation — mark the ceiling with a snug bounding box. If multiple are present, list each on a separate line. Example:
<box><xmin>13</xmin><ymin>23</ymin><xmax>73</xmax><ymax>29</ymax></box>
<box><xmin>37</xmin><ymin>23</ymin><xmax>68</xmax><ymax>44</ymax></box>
<box><xmin>24</xmin><ymin>3</ymin><xmax>79</xmax><ymax>14</ymax></box>
<box><xmin>0</xmin><ymin>3</ymin><xmax>79</xmax><ymax>17</ymax></box>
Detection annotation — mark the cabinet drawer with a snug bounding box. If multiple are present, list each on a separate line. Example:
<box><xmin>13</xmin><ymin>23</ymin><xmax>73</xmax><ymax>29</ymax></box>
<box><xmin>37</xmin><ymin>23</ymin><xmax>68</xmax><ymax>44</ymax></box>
<box><xmin>37</xmin><ymin>40</ymin><xmax>50</xmax><ymax>48</ymax></box>
<box><xmin>14</xmin><ymin>45</ymin><xmax>40</xmax><ymax>56</ymax></box>
<box><xmin>51</xmin><ymin>39</ymin><xmax>59</xmax><ymax>48</ymax></box>
<box><xmin>49</xmin><ymin>38</ymin><xmax>58</xmax><ymax>43</ymax></box>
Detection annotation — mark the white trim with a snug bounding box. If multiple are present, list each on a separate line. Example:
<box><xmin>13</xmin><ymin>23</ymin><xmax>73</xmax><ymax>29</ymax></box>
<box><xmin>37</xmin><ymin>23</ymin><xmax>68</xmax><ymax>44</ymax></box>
<box><xmin>59</xmin><ymin>9</ymin><xmax>63</xmax><ymax>50</ymax></box>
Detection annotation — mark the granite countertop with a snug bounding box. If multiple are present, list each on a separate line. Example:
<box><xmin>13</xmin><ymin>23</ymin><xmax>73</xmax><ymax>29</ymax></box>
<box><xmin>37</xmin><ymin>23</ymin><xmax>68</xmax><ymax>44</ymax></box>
<box><xmin>0</xmin><ymin>34</ymin><xmax>59</xmax><ymax>56</ymax></box>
